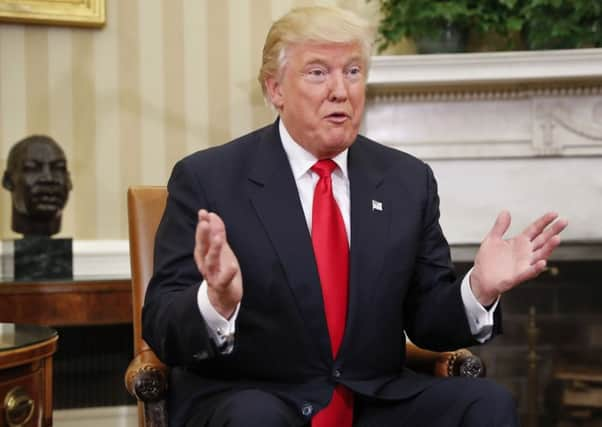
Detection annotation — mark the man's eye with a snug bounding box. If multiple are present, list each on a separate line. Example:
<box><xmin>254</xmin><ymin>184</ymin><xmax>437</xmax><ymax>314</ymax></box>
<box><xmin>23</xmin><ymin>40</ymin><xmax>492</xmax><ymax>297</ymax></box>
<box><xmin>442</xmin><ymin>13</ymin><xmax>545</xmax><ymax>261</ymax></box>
<box><xmin>22</xmin><ymin>161</ymin><xmax>39</xmax><ymax>172</ymax></box>
<box><xmin>304</xmin><ymin>68</ymin><xmax>328</xmax><ymax>82</ymax></box>
<box><xmin>52</xmin><ymin>161</ymin><xmax>67</xmax><ymax>172</ymax></box>
<box><xmin>346</xmin><ymin>66</ymin><xmax>362</xmax><ymax>79</ymax></box>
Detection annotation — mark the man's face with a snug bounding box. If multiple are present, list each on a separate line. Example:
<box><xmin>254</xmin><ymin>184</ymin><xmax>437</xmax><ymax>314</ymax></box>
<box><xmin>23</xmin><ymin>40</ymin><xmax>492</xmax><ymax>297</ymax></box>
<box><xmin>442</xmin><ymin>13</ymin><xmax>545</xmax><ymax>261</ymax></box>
<box><xmin>7</xmin><ymin>141</ymin><xmax>72</xmax><ymax>219</ymax></box>
<box><xmin>266</xmin><ymin>41</ymin><xmax>366</xmax><ymax>159</ymax></box>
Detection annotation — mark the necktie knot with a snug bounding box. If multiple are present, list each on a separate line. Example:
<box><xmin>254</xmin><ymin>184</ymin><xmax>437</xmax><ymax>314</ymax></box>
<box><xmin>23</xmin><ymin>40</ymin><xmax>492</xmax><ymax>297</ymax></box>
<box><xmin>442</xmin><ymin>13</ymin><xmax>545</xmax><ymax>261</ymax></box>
<box><xmin>311</xmin><ymin>159</ymin><xmax>337</xmax><ymax>178</ymax></box>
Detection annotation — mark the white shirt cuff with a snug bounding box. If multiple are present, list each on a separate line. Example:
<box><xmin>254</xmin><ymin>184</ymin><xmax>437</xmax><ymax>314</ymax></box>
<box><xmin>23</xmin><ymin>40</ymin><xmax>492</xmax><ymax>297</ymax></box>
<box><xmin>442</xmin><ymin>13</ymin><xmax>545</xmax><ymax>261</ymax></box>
<box><xmin>197</xmin><ymin>280</ymin><xmax>240</xmax><ymax>354</ymax></box>
<box><xmin>460</xmin><ymin>268</ymin><xmax>499</xmax><ymax>343</ymax></box>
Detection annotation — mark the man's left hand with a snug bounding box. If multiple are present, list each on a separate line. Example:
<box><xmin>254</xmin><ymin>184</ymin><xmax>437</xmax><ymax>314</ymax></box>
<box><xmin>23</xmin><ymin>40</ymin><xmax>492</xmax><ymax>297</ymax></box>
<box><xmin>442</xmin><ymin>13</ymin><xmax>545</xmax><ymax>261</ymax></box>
<box><xmin>470</xmin><ymin>211</ymin><xmax>568</xmax><ymax>306</ymax></box>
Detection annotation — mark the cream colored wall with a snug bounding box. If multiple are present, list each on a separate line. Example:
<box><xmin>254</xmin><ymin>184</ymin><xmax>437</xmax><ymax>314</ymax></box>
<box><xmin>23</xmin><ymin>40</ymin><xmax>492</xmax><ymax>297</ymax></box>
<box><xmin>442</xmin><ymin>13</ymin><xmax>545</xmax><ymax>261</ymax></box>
<box><xmin>0</xmin><ymin>0</ymin><xmax>382</xmax><ymax>240</ymax></box>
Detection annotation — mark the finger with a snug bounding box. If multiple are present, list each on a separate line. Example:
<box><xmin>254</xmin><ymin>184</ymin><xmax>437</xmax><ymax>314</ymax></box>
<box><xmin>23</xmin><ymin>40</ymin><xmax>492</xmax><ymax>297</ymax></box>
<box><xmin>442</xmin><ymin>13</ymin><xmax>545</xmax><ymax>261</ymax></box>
<box><xmin>219</xmin><ymin>262</ymin><xmax>239</xmax><ymax>290</ymax></box>
<box><xmin>531</xmin><ymin>218</ymin><xmax>568</xmax><ymax>251</ymax></box>
<box><xmin>198</xmin><ymin>209</ymin><xmax>209</xmax><ymax>220</ymax></box>
<box><xmin>205</xmin><ymin>233</ymin><xmax>224</xmax><ymax>277</ymax></box>
<box><xmin>487</xmin><ymin>210</ymin><xmax>511</xmax><ymax>240</ymax></box>
<box><xmin>523</xmin><ymin>212</ymin><xmax>558</xmax><ymax>241</ymax></box>
<box><xmin>207</xmin><ymin>212</ymin><xmax>227</xmax><ymax>240</ymax></box>
<box><xmin>193</xmin><ymin>223</ymin><xmax>207</xmax><ymax>270</ymax></box>
<box><xmin>206</xmin><ymin>214</ymin><xmax>227</xmax><ymax>254</ymax></box>
<box><xmin>206</xmin><ymin>212</ymin><xmax>228</xmax><ymax>258</ymax></box>
<box><xmin>531</xmin><ymin>235</ymin><xmax>561</xmax><ymax>264</ymax></box>
<box><xmin>195</xmin><ymin>210</ymin><xmax>211</xmax><ymax>259</ymax></box>
<box><xmin>195</xmin><ymin>210</ymin><xmax>230</xmax><ymax>280</ymax></box>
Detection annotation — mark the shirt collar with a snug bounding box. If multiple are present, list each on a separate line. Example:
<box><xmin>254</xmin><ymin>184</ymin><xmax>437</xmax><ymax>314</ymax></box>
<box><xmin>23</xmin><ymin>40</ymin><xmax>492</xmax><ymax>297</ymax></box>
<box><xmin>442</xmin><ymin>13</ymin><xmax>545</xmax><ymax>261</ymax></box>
<box><xmin>279</xmin><ymin>119</ymin><xmax>349</xmax><ymax>180</ymax></box>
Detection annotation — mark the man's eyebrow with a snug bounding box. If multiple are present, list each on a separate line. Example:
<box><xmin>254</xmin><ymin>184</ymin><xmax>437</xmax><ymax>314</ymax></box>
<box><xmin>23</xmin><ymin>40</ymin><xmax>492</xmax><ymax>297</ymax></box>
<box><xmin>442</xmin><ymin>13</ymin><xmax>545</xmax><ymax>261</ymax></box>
<box><xmin>303</xmin><ymin>55</ymin><xmax>364</xmax><ymax>67</ymax></box>
<box><xmin>346</xmin><ymin>56</ymin><xmax>364</xmax><ymax>65</ymax></box>
<box><xmin>303</xmin><ymin>58</ymin><xmax>329</xmax><ymax>67</ymax></box>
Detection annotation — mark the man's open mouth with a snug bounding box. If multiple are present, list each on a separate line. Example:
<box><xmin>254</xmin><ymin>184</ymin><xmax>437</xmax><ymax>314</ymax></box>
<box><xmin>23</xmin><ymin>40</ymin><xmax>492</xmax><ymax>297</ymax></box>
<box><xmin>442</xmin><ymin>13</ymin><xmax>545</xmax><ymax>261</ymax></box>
<box><xmin>325</xmin><ymin>112</ymin><xmax>350</xmax><ymax>122</ymax></box>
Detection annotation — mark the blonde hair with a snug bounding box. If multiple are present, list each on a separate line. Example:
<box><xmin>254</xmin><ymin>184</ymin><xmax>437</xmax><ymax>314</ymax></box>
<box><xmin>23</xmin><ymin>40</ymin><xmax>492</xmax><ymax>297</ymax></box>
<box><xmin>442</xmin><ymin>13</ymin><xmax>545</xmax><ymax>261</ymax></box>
<box><xmin>258</xmin><ymin>5</ymin><xmax>374</xmax><ymax>102</ymax></box>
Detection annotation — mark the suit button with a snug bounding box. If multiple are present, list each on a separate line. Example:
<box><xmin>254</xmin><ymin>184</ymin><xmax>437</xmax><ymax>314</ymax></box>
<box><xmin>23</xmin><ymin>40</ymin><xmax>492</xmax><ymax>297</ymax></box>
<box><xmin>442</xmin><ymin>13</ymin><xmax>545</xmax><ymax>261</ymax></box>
<box><xmin>333</xmin><ymin>368</ymin><xmax>342</xmax><ymax>378</ymax></box>
<box><xmin>301</xmin><ymin>403</ymin><xmax>313</xmax><ymax>417</ymax></box>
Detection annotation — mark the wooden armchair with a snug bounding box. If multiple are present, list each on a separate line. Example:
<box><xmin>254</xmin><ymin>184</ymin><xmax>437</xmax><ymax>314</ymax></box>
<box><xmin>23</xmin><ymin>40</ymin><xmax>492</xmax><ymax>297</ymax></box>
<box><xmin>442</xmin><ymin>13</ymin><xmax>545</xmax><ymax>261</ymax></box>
<box><xmin>124</xmin><ymin>186</ymin><xmax>485</xmax><ymax>427</ymax></box>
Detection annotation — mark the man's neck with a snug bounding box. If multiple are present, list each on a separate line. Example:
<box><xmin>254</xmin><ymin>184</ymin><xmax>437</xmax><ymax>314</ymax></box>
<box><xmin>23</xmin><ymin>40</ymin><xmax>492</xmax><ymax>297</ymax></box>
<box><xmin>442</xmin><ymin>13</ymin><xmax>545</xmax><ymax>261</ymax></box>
<box><xmin>12</xmin><ymin>209</ymin><xmax>61</xmax><ymax>237</ymax></box>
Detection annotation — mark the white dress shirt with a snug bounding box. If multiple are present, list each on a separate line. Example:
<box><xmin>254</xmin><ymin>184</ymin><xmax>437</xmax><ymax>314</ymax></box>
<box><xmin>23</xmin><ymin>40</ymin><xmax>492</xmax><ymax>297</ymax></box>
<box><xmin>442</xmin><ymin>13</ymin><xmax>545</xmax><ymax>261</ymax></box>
<box><xmin>197</xmin><ymin>120</ymin><xmax>498</xmax><ymax>352</ymax></box>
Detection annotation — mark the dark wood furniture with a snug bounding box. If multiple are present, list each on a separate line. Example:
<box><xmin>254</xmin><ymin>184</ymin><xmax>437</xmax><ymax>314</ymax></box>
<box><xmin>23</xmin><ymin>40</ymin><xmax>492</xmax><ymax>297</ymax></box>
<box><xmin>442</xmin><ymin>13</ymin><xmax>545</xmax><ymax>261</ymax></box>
<box><xmin>124</xmin><ymin>186</ymin><xmax>486</xmax><ymax>427</ymax></box>
<box><xmin>553</xmin><ymin>366</ymin><xmax>602</xmax><ymax>426</ymax></box>
<box><xmin>0</xmin><ymin>324</ymin><xmax>58</xmax><ymax>427</ymax></box>
<box><xmin>0</xmin><ymin>277</ymin><xmax>132</xmax><ymax>326</ymax></box>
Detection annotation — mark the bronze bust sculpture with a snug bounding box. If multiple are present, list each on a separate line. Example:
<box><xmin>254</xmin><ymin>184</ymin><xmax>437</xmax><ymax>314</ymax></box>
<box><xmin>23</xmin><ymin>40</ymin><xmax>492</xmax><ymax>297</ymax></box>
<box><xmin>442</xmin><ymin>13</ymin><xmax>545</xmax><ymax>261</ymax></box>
<box><xmin>2</xmin><ymin>135</ymin><xmax>72</xmax><ymax>237</ymax></box>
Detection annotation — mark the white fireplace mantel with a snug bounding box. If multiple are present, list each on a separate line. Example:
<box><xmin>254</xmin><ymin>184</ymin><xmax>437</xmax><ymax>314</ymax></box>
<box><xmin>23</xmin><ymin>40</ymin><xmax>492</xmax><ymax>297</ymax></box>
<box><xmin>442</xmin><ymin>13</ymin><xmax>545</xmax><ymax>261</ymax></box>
<box><xmin>364</xmin><ymin>49</ymin><xmax>602</xmax><ymax>159</ymax></box>
<box><xmin>363</xmin><ymin>49</ymin><xmax>602</xmax><ymax>246</ymax></box>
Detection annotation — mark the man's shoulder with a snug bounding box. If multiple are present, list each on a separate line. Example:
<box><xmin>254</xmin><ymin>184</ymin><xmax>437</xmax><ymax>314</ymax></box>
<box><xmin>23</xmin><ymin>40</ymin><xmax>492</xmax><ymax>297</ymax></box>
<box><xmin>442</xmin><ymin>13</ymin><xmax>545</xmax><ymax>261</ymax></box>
<box><xmin>179</xmin><ymin>124</ymin><xmax>277</xmax><ymax>168</ymax></box>
<box><xmin>182</xmin><ymin>123</ymin><xmax>275</xmax><ymax>165</ymax></box>
<box><xmin>355</xmin><ymin>134</ymin><xmax>428</xmax><ymax>171</ymax></box>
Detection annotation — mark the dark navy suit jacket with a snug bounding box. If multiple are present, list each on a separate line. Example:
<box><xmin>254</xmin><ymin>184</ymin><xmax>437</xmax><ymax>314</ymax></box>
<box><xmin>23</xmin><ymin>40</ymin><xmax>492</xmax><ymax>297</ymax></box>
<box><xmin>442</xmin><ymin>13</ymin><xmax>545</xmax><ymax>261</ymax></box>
<box><xmin>142</xmin><ymin>120</ymin><xmax>500</xmax><ymax>426</ymax></box>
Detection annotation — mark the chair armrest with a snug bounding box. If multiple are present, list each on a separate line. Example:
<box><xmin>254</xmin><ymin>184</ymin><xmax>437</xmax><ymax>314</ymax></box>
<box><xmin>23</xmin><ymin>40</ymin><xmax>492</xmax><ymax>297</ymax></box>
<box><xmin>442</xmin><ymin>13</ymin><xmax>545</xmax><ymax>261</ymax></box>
<box><xmin>405</xmin><ymin>342</ymin><xmax>486</xmax><ymax>378</ymax></box>
<box><xmin>125</xmin><ymin>349</ymin><xmax>169</xmax><ymax>402</ymax></box>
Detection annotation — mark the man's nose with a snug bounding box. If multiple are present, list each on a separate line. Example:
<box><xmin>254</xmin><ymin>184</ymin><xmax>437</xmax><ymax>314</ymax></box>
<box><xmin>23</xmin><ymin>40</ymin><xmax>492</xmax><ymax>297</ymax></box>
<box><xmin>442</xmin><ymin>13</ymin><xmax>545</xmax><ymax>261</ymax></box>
<box><xmin>39</xmin><ymin>164</ymin><xmax>55</xmax><ymax>181</ymax></box>
<box><xmin>328</xmin><ymin>72</ymin><xmax>348</xmax><ymax>102</ymax></box>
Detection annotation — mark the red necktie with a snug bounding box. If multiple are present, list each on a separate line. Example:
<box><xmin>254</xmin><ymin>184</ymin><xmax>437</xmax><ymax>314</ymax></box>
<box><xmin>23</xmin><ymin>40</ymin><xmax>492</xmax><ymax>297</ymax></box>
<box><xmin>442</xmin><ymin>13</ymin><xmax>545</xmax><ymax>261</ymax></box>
<box><xmin>310</xmin><ymin>160</ymin><xmax>353</xmax><ymax>427</ymax></box>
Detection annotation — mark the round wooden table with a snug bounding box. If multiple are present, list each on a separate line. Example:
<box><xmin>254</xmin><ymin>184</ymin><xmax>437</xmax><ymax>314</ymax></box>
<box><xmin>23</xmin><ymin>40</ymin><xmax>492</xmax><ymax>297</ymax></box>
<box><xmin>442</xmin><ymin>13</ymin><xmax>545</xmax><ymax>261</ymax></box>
<box><xmin>0</xmin><ymin>324</ymin><xmax>57</xmax><ymax>427</ymax></box>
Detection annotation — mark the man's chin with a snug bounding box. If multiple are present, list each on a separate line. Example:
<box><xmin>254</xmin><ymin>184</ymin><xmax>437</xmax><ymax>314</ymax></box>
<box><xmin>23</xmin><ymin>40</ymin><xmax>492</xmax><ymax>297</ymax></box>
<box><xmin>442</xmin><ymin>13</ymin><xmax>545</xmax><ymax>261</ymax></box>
<box><xmin>324</xmin><ymin>131</ymin><xmax>356</xmax><ymax>150</ymax></box>
<box><xmin>29</xmin><ymin>205</ymin><xmax>62</xmax><ymax>219</ymax></box>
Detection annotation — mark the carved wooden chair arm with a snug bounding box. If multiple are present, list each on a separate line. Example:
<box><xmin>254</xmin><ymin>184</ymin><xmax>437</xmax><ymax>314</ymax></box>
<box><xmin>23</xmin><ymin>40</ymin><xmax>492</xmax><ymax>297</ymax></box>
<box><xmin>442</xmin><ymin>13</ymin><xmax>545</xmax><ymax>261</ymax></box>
<box><xmin>125</xmin><ymin>349</ymin><xmax>169</xmax><ymax>402</ymax></box>
<box><xmin>405</xmin><ymin>342</ymin><xmax>486</xmax><ymax>378</ymax></box>
<box><xmin>125</xmin><ymin>349</ymin><xmax>169</xmax><ymax>427</ymax></box>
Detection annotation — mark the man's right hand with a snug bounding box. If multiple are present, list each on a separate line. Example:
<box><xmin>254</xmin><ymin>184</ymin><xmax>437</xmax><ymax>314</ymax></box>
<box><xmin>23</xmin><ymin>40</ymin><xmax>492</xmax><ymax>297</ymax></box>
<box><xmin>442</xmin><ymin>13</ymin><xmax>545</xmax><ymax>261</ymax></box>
<box><xmin>194</xmin><ymin>209</ymin><xmax>242</xmax><ymax>319</ymax></box>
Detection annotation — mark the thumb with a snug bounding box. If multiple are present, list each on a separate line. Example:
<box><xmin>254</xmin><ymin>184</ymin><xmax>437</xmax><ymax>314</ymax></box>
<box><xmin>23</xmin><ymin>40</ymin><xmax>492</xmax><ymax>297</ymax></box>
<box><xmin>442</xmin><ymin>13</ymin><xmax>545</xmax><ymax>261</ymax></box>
<box><xmin>488</xmin><ymin>210</ymin><xmax>511</xmax><ymax>239</ymax></box>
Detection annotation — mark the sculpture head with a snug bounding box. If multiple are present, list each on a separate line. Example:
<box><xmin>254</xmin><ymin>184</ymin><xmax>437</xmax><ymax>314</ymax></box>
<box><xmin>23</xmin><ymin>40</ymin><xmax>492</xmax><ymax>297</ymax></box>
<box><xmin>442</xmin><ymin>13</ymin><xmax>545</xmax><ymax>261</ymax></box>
<box><xmin>2</xmin><ymin>135</ymin><xmax>72</xmax><ymax>237</ymax></box>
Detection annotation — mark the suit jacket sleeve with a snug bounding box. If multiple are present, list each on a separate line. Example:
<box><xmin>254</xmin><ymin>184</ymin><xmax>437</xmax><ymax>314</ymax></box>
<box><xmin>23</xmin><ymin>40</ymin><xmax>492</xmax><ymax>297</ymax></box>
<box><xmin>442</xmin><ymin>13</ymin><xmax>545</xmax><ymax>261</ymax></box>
<box><xmin>142</xmin><ymin>158</ymin><xmax>219</xmax><ymax>366</ymax></box>
<box><xmin>402</xmin><ymin>164</ymin><xmax>501</xmax><ymax>351</ymax></box>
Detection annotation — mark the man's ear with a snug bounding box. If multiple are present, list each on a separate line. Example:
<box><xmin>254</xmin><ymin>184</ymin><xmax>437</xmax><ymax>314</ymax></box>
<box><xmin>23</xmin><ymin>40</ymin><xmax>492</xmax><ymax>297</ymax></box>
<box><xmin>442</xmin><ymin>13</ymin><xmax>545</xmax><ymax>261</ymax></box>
<box><xmin>2</xmin><ymin>172</ymin><xmax>14</xmax><ymax>191</ymax></box>
<box><xmin>265</xmin><ymin>76</ymin><xmax>284</xmax><ymax>110</ymax></box>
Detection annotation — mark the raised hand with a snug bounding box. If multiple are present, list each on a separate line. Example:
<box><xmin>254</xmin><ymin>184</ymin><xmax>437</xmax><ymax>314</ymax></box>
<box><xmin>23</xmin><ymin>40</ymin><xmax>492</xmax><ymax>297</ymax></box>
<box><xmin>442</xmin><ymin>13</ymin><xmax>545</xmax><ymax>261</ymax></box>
<box><xmin>470</xmin><ymin>211</ymin><xmax>568</xmax><ymax>306</ymax></box>
<box><xmin>194</xmin><ymin>209</ymin><xmax>243</xmax><ymax>319</ymax></box>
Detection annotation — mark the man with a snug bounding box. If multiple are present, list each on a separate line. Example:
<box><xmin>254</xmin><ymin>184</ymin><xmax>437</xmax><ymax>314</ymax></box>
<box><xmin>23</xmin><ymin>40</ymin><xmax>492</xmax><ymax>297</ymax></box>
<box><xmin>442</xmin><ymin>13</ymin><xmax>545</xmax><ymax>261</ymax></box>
<box><xmin>2</xmin><ymin>135</ymin><xmax>72</xmax><ymax>236</ymax></box>
<box><xmin>143</xmin><ymin>6</ymin><xmax>567</xmax><ymax>427</ymax></box>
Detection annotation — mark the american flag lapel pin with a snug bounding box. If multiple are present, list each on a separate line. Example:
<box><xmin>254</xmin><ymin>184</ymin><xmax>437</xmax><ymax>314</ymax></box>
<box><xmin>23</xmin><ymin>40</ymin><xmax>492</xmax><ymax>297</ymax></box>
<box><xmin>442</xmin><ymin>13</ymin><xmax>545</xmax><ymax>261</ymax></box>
<box><xmin>372</xmin><ymin>200</ymin><xmax>383</xmax><ymax>212</ymax></box>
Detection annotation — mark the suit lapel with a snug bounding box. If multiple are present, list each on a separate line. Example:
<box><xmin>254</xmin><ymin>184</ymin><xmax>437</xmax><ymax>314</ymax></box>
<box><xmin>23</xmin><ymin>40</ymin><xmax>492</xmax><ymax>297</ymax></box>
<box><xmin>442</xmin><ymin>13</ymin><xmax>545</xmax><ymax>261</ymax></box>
<box><xmin>340</xmin><ymin>140</ymin><xmax>389</xmax><ymax>356</ymax></box>
<box><xmin>247</xmin><ymin>127</ymin><xmax>390</xmax><ymax>362</ymax></box>
<box><xmin>248</xmin><ymin>123</ymin><xmax>332</xmax><ymax>362</ymax></box>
